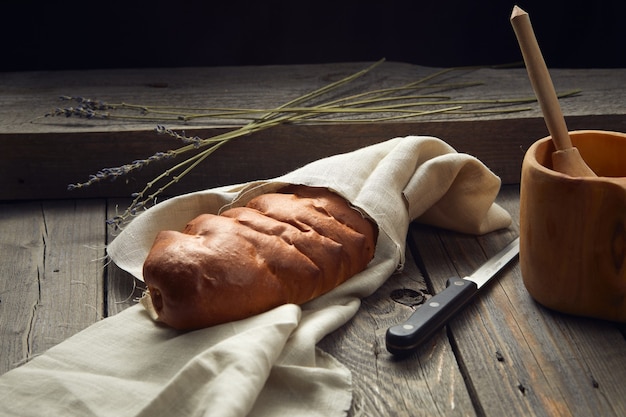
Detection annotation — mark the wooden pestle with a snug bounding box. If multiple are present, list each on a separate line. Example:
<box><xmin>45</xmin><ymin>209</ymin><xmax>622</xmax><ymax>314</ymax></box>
<box><xmin>510</xmin><ymin>5</ymin><xmax>596</xmax><ymax>177</ymax></box>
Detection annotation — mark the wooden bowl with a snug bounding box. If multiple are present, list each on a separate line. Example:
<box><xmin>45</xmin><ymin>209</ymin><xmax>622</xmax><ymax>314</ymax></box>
<box><xmin>520</xmin><ymin>130</ymin><xmax>626</xmax><ymax>322</ymax></box>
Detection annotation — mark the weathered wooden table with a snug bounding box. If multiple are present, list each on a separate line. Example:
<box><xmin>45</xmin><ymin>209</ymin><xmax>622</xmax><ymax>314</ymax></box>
<box><xmin>1</xmin><ymin>62</ymin><xmax>625</xmax><ymax>416</ymax></box>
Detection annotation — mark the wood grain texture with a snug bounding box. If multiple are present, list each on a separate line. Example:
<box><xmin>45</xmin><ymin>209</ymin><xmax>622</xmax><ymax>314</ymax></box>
<box><xmin>520</xmin><ymin>132</ymin><xmax>626</xmax><ymax>322</ymax></box>
<box><xmin>318</xmin><ymin>246</ymin><xmax>475</xmax><ymax>417</ymax></box>
<box><xmin>1</xmin><ymin>62</ymin><xmax>624</xmax><ymax>200</ymax></box>
<box><xmin>2</xmin><ymin>63</ymin><xmax>624</xmax><ymax>135</ymax></box>
<box><xmin>410</xmin><ymin>185</ymin><xmax>626</xmax><ymax>416</ymax></box>
<box><xmin>0</xmin><ymin>200</ymin><xmax>106</xmax><ymax>375</ymax></box>
<box><xmin>0</xmin><ymin>202</ymin><xmax>45</xmax><ymax>374</ymax></box>
<box><xmin>3</xmin><ymin>114</ymin><xmax>623</xmax><ymax>200</ymax></box>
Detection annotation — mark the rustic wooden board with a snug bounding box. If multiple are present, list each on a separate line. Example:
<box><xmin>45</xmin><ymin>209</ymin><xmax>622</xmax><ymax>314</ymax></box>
<box><xmin>0</xmin><ymin>200</ymin><xmax>106</xmax><ymax>375</ymax></box>
<box><xmin>318</xmin><ymin>244</ymin><xmax>475</xmax><ymax>417</ymax></box>
<box><xmin>410</xmin><ymin>186</ymin><xmax>626</xmax><ymax>416</ymax></box>
<box><xmin>3</xmin><ymin>114</ymin><xmax>623</xmax><ymax>201</ymax></box>
<box><xmin>2</xmin><ymin>63</ymin><xmax>625</xmax><ymax>135</ymax></box>
<box><xmin>1</xmin><ymin>62</ymin><xmax>624</xmax><ymax>200</ymax></box>
<box><xmin>0</xmin><ymin>201</ymin><xmax>45</xmax><ymax>374</ymax></box>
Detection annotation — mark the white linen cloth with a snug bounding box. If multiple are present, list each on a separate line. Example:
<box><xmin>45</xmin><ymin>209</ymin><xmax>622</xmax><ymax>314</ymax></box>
<box><xmin>0</xmin><ymin>136</ymin><xmax>511</xmax><ymax>417</ymax></box>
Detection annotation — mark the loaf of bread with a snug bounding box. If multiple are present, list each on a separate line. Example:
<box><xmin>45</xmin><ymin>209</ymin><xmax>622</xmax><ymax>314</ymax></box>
<box><xmin>142</xmin><ymin>185</ymin><xmax>378</xmax><ymax>330</ymax></box>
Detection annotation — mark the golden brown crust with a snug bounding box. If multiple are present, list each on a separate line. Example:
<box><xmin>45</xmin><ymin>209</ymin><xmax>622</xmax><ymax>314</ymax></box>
<box><xmin>142</xmin><ymin>185</ymin><xmax>377</xmax><ymax>330</ymax></box>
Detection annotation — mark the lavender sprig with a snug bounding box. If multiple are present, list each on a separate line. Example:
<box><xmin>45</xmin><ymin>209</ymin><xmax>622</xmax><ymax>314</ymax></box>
<box><xmin>44</xmin><ymin>96</ymin><xmax>164</xmax><ymax>121</ymax></box>
<box><xmin>67</xmin><ymin>150</ymin><xmax>176</xmax><ymax>190</ymax></box>
<box><xmin>155</xmin><ymin>125</ymin><xmax>202</xmax><ymax>148</ymax></box>
<box><xmin>61</xmin><ymin>61</ymin><xmax>581</xmax><ymax>230</ymax></box>
<box><xmin>45</xmin><ymin>96</ymin><xmax>114</xmax><ymax>119</ymax></box>
<box><xmin>62</xmin><ymin>96</ymin><xmax>113</xmax><ymax>111</ymax></box>
<box><xmin>68</xmin><ymin>124</ymin><xmax>210</xmax><ymax>191</ymax></box>
<box><xmin>46</xmin><ymin>106</ymin><xmax>110</xmax><ymax>119</ymax></box>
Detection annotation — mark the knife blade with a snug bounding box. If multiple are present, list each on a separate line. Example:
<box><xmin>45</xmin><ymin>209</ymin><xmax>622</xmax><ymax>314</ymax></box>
<box><xmin>385</xmin><ymin>237</ymin><xmax>520</xmax><ymax>355</ymax></box>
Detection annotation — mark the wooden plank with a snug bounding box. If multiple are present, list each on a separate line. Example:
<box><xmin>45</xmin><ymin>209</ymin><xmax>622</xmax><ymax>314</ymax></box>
<box><xmin>1</xmin><ymin>63</ymin><xmax>624</xmax><ymax>200</ymax></box>
<box><xmin>0</xmin><ymin>200</ymin><xmax>106</xmax><ymax>376</ymax></box>
<box><xmin>409</xmin><ymin>185</ymin><xmax>626</xmax><ymax>416</ymax></box>
<box><xmin>0</xmin><ymin>202</ymin><xmax>45</xmax><ymax>374</ymax></box>
<box><xmin>318</xmin><ymin>244</ymin><xmax>476</xmax><ymax>417</ymax></box>
<box><xmin>2</xmin><ymin>63</ymin><xmax>625</xmax><ymax>135</ymax></box>
<box><xmin>3</xmin><ymin>114</ymin><xmax>622</xmax><ymax>201</ymax></box>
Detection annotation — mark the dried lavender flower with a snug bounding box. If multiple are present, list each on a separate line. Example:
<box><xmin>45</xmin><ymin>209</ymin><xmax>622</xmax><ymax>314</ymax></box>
<box><xmin>59</xmin><ymin>96</ymin><xmax>113</xmax><ymax>111</ymax></box>
<box><xmin>67</xmin><ymin>150</ymin><xmax>176</xmax><ymax>190</ymax></box>
<box><xmin>155</xmin><ymin>125</ymin><xmax>202</xmax><ymax>148</ymax></box>
<box><xmin>57</xmin><ymin>60</ymin><xmax>573</xmax><ymax>230</ymax></box>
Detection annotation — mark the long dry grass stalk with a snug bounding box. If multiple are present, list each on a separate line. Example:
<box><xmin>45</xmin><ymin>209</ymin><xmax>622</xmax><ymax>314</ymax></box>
<box><xmin>54</xmin><ymin>59</ymin><xmax>580</xmax><ymax>228</ymax></box>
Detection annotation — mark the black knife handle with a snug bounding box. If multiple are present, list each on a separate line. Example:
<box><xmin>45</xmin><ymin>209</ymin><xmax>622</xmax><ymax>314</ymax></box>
<box><xmin>385</xmin><ymin>277</ymin><xmax>478</xmax><ymax>355</ymax></box>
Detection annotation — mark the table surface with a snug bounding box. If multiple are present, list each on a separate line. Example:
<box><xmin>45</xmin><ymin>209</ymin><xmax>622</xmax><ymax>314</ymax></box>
<box><xmin>1</xmin><ymin>62</ymin><xmax>625</xmax><ymax>416</ymax></box>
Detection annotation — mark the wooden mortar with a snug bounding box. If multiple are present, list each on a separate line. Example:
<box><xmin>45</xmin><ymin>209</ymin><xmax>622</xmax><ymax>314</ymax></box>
<box><xmin>520</xmin><ymin>130</ymin><xmax>626</xmax><ymax>322</ymax></box>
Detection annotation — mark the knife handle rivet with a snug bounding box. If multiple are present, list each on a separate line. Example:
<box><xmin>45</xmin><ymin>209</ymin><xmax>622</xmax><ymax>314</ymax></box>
<box><xmin>429</xmin><ymin>301</ymin><xmax>440</xmax><ymax>307</ymax></box>
<box><xmin>454</xmin><ymin>281</ymin><xmax>465</xmax><ymax>286</ymax></box>
<box><xmin>402</xmin><ymin>324</ymin><xmax>414</xmax><ymax>330</ymax></box>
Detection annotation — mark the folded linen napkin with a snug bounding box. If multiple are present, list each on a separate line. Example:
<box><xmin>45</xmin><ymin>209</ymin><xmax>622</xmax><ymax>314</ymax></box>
<box><xmin>0</xmin><ymin>136</ymin><xmax>511</xmax><ymax>417</ymax></box>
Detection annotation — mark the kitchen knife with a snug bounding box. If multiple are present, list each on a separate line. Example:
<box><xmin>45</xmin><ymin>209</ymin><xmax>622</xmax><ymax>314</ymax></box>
<box><xmin>385</xmin><ymin>237</ymin><xmax>520</xmax><ymax>355</ymax></box>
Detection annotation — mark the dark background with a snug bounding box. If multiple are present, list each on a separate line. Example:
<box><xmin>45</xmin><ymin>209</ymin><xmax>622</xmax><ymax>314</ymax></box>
<box><xmin>1</xmin><ymin>0</ymin><xmax>624</xmax><ymax>72</ymax></box>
